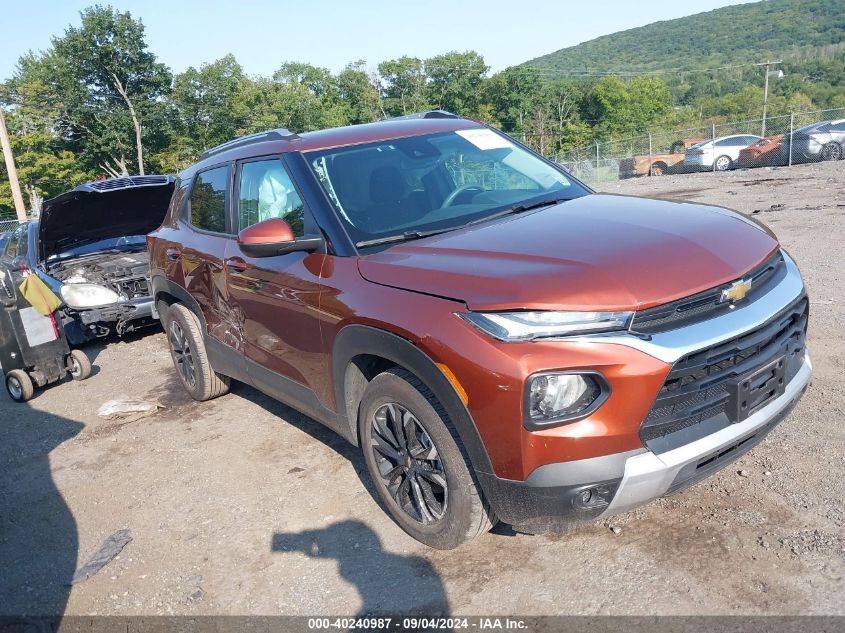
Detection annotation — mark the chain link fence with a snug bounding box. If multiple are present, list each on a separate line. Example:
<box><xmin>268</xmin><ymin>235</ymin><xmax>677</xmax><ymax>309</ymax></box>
<box><xmin>557</xmin><ymin>107</ymin><xmax>845</xmax><ymax>185</ymax></box>
<box><xmin>0</xmin><ymin>218</ymin><xmax>21</xmax><ymax>234</ymax></box>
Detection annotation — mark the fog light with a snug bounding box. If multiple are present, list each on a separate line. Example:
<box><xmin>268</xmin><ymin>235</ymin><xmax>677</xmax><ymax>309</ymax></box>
<box><xmin>572</xmin><ymin>484</ymin><xmax>615</xmax><ymax>510</ymax></box>
<box><xmin>525</xmin><ymin>372</ymin><xmax>606</xmax><ymax>428</ymax></box>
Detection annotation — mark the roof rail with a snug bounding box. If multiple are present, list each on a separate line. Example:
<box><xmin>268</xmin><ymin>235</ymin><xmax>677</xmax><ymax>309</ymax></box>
<box><xmin>199</xmin><ymin>128</ymin><xmax>300</xmax><ymax>161</ymax></box>
<box><xmin>386</xmin><ymin>110</ymin><xmax>461</xmax><ymax>121</ymax></box>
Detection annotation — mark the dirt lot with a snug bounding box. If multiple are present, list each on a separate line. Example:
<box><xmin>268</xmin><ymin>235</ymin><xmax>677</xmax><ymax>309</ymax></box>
<box><xmin>1</xmin><ymin>162</ymin><xmax>843</xmax><ymax>617</ymax></box>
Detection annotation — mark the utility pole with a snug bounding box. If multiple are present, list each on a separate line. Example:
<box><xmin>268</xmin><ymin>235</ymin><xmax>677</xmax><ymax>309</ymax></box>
<box><xmin>0</xmin><ymin>108</ymin><xmax>27</xmax><ymax>222</ymax></box>
<box><xmin>759</xmin><ymin>60</ymin><xmax>783</xmax><ymax>137</ymax></box>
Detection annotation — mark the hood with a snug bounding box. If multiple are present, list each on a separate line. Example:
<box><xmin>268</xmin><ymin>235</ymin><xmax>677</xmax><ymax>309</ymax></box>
<box><xmin>39</xmin><ymin>175</ymin><xmax>175</xmax><ymax>261</ymax></box>
<box><xmin>357</xmin><ymin>194</ymin><xmax>779</xmax><ymax>311</ymax></box>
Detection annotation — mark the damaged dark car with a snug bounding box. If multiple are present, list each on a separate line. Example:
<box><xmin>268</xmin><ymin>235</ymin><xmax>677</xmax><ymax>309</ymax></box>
<box><xmin>0</xmin><ymin>175</ymin><xmax>174</xmax><ymax>344</ymax></box>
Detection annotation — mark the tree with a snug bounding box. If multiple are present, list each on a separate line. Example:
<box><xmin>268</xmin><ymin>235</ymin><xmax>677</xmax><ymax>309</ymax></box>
<box><xmin>161</xmin><ymin>55</ymin><xmax>250</xmax><ymax>170</ymax></box>
<box><xmin>582</xmin><ymin>75</ymin><xmax>672</xmax><ymax>138</ymax></box>
<box><xmin>335</xmin><ymin>61</ymin><xmax>384</xmax><ymax>124</ymax></box>
<box><xmin>49</xmin><ymin>5</ymin><xmax>172</xmax><ymax>175</ymax></box>
<box><xmin>425</xmin><ymin>51</ymin><xmax>489</xmax><ymax>116</ymax></box>
<box><xmin>0</xmin><ymin>108</ymin><xmax>90</xmax><ymax>215</ymax></box>
<box><xmin>378</xmin><ymin>56</ymin><xmax>430</xmax><ymax>116</ymax></box>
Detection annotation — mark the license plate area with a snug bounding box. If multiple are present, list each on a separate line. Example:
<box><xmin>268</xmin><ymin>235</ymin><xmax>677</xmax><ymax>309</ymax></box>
<box><xmin>728</xmin><ymin>355</ymin><xmax>787</xmax><ymax>423</ymax></box>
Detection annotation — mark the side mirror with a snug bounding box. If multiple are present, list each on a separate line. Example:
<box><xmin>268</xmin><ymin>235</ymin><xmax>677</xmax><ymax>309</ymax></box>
<box><xmin>237</xmin><ymin>218</ymin><xmax>324</xmax><ymax>258</ymax></box>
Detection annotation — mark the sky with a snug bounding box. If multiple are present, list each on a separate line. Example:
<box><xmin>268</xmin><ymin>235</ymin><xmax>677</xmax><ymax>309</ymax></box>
<box><xmin>0</xmin><ymin>0</ymin><xmax>757</xmax><ymax>80</ymax></box>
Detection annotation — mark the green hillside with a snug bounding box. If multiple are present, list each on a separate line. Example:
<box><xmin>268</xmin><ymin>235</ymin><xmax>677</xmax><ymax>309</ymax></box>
<box><xmin>524</xmin><ymin>0</ymin><xmax>845</xmax><ymax>76</ymax></box>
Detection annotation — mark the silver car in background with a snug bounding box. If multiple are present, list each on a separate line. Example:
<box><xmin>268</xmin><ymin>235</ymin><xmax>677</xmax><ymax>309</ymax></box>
<box><xmin>783</xmin><ymin>120</ymin><xmax>845</xmax><ymax>163</ymax></box>
<box><xmin>685</xmin><ymin>134</ymin><xmax>762</xmax><ymax>171</ymax></box>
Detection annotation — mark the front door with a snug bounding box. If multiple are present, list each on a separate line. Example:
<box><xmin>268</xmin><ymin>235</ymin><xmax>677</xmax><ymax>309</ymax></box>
<box><xmin>224</xmin><ymin>156</ymin><xmax>328</xmax><ymax>401</ymax></box>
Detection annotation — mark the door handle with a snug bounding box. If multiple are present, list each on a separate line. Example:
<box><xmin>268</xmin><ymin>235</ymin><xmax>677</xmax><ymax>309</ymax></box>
<box><xmin>224</xmin><ymin>257</ymin><xmax>248</xmax><ymax>272</ymax></box>
<box><xmin>165</xmin><ymin>247</ymin><xmax>181</xmax><ymax>261</ymax></box>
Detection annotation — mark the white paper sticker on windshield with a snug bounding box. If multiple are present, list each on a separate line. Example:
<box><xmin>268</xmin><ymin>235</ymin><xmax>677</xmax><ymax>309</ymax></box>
<box><xmin>456</xmin><ymin>128</ymin><xmax>514</xmax><ymax>150</ymax></box>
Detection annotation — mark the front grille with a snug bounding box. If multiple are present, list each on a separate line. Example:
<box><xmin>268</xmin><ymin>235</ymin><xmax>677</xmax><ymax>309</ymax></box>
<box><xmin>631</xmin><ymin>251</ymin><xmax>785</xmax><ymax>334</ymax></box>
<box><xmin>640</xmin><ymin>295</ymin><xmax>808</xmax><ymax>453</ymax></box>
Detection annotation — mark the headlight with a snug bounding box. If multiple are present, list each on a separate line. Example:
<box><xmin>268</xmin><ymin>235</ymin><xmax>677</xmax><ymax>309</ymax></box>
<box><xmin>460</xmin><ymin>310</ymin><xmax>633</xmax><ymax>341</ymax></box>
<box><xmin>60</xmin><ymin>283</ymin><xmax>120</xmax><ymax>308</ymax></box>
<box><xmin>525</xmin><ymin>372</ymin><xmax>608</xmax><ymax>429</ymax></box>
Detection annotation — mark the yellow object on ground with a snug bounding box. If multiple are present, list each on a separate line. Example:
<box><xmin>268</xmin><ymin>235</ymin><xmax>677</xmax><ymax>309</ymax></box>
<box><xmin>19</xmin><ymin>273</ymin><xmax>62</xmax><ymax>316</ymax></box>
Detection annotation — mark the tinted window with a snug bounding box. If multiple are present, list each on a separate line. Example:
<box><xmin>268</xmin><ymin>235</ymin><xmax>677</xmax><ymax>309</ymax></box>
<box><xmin>190</xmin><ymin>166</ymin><xmax>229</xmax><ymax>233</ymax></box>
<box><xmin>829</xmin><ymin>121</ymin><xmax>845</xmax><ymax>133</ymax></box>
<box><xmin>238</xmin><ymin>159</ymin><xmax>305</xmax><ymax>235</ymax></box>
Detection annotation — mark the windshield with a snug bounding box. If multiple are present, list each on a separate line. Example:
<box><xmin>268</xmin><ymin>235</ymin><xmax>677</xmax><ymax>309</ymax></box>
<box><xmin>48</xmin><ymin>235</ymin><xmax>147</xmax><ymax>261</ymax></box>
<box><xmin>305</xmin><ymin>128</ymin><xmax>588</xmax><ymax>246</ymax></box>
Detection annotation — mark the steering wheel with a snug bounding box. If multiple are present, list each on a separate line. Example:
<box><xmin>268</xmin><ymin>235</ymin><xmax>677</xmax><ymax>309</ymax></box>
<box><xmin>442</xmin><ymin>184</ymin><xmax>484</xmax><ymax>208</ymax></box>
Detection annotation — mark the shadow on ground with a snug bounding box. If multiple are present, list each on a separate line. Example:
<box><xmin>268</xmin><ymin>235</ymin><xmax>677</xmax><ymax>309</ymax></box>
<box><xmin>272</xmin><ymin>520</ymin><xmax>449</xmax><ymax>615</ymax></box>
<box><xmin>0</xmin><ymin>395</ymin><xmax>83</xmax><ymax>616</ymax></box>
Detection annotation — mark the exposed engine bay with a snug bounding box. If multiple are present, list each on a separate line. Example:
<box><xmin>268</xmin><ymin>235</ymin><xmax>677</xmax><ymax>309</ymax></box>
<box><xmin>48</xmin><ymin>249</ymin><xmax>151</xmax><ymax>300</ymax></box>
<box><xmin>46</xmin><ymin>248</ymin><xmax>155</xmax><ymax>342</ymax></box>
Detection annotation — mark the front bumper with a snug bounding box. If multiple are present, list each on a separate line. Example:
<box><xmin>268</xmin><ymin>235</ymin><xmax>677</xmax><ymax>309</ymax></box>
<box><xmin>62</xmin><ymin>296</ymin><xmax>158</xmax><ymax>343</ymax></box>
<box><xmin>603</xmin><ymin>349</ymin><xmax>811</xmax><ymax>516</ymax></box>
<box><xmin>480</xmin><ymin>350</ymin><xmax>811</xmax><ymax>533</ymax></box>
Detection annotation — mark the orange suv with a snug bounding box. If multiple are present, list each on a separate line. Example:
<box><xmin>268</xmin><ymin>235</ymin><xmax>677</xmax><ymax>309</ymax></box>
<box><xmin>148</xmin><ymin>112</ymin><xmax>811</xmax><ymax>548</ymax></box>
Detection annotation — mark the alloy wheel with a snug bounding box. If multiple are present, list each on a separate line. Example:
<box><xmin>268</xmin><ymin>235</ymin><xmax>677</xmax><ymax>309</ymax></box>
<box><xmin>169</xmin><ymin>321</ymin><xmax>196</xmax><ymax>387</ymax></box>
<box><xmin>822</xmin><ymin>143</ymin><xmax>842</xmax><ymax>161</ymax></box>
<box><xmin>69</xmin><ymin>357</ymin><xmax>82</xmax><ymax>378</ymax></box>
<box><xmin>369</xmin><ymin>402</ymin><xmax>447</xmax><ymax>524</ymax></box>
<box><xmin>715</xmin><ymin>156</ymin><xmax>731</xmax><ymax>171</ymax></box>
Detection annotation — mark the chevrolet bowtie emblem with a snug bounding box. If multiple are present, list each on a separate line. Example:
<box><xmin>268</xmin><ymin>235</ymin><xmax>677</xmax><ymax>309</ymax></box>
<box><xmin>721</xmin><ymin>278</ymin><xmax>752</xmax><ymax>304</ymax></box>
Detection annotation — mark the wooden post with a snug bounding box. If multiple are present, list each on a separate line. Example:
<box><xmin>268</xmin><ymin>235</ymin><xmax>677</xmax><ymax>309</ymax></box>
<box><xmin>0</xmin><ymin>108</ymin><xmax>26</xmax><ymax>221</ymax></box>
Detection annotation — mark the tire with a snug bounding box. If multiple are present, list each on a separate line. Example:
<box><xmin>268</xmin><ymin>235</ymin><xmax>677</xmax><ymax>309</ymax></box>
<box><xmin>68</xmin><ymin>349</ymin><xmax>92</xmax><ymax>381</ymax></box>
<box><xmin>6</xmin><ymin>370</ymin><xmax>34</xmax><ymax>403</ymax></box>
<box><xmin>165</xmin><ymin>303</ymin><xmax>230</xmax><ymax>401</ymax></box>
<box><xmin>358</xmin><ymin>367</ymin><xmax>495</xmax><ymax>549</ymax></box>
<box><xmin>650</xmin><ymin>162</ymin><xmax>667</xmax><ymax>176</ymax></box>
<box><xmin>821</xmin><ymin>142</ymin><xmax>843</xmax><ymax>162</ymax></box>
<box><xmin>714</xmin><ymin>155</ymin><xmax>732</xmax><ymax>171</ymax></box>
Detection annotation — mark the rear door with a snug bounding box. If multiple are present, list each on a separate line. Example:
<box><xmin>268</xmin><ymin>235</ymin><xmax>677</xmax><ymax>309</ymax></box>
<box><xmin>223</xmin><ymin>155</ymin><xmax>328</xmax><ymax>399</ymax></box>
<box><xmin>179</xmin><ymin>164</ymin><xmax>243</xmax><ymax>348</ymax></box>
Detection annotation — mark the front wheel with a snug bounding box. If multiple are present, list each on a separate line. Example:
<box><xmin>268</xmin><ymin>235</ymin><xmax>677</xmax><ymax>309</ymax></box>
<box><xmin>358</xmin><ymin>368</ymin><xmax>495</xmax><ymax>549</ymax></box>
<box><xmin>821</xmin><ymin>142</ymin><xmax>843</xmax><ymax>162</ymax></box>
<box><xmin>714</xmin><ymin>155</ymin><xmax>732</xmax><ymax>171</ymax></box>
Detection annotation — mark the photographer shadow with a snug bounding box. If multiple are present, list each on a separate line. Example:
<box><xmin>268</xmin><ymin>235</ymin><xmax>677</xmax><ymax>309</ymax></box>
<box><xmin>0</xmin><ymin>399</ymin><xmax>83</xmax><ymax>617</ymax></box>
<box><xmin>272</xmin><ymin>520</ymin><xmax>449</xmax><ymax>616</ymax></box>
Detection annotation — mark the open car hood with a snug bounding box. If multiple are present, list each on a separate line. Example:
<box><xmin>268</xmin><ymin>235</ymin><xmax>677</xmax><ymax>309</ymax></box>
<box><xmin>39</xmin><ymin>175</ymin><xmax>175</xmax><ymax>261</ymax></box>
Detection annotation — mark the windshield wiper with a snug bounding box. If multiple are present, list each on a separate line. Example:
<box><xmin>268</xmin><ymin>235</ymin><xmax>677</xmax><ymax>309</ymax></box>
<box><xmin>465</xmin><ymin>196</ymin><xmax>570</xmax><ymax>227</ymax></box>
<box><xmin>354</xmin><ymin>196</ymin><xmax>571</xmax><ymax>249</ymax></box>
<box><xmin>356</xmin><ymin>228</ymin><xmax>455</xmax><ymax>249</ymax></box>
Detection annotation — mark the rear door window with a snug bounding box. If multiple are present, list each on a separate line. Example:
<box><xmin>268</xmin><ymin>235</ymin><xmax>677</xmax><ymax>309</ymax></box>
<box><xmin>190</xmin><ymin>166</ymin><xmax>230</xmax><ymax>233</ymax></box>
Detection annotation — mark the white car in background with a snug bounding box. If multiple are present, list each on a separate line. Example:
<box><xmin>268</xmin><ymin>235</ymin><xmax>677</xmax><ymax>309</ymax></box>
<box><xmin>684</xmin><ymin>134</ymin><xmax>763</xmax><ymax>171</ymax></box>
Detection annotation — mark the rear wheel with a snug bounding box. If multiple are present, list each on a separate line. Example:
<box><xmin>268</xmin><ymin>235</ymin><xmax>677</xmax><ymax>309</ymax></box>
<box><xmin>714</xmin><ymin>155</ymin><xmax>732</xmax><ymax>171</ymax></box>
<box><xmin>6</xmin><ymin>370</ymin><xmax>34</xmax><ymax>403</ymax></box>
<box><xmin>650</xmin><ymin>161</ymin><xmax>667</xmax><ymax>176</ymax></box>
<box><xmin>166</xmin><ymin>303</ymin><xmax>229</xmax><ymax>401</ymax></box>
<box><xmin>358</xmin><ymin>367</ymin><xmax>495</xmax><ymax>549</ymax></box>
<box><xmin>68</xmin><ymin>349</ymin><xmax>92</xmax><ymax>381</ymax></box>
<box><xmin>821</xmin><ymin>142</ymin><xmax>842</xmax><ymax>161</ymax></box>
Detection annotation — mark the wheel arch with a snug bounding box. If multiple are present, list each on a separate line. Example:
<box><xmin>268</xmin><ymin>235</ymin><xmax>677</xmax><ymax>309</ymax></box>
<box><xmin>151</xmin><ymin>275</ymin><xmax>207</xmax><ymax>331</ymax></box>
<box><xmin>332</xmin><ymin>324</ymin><xmax>495</xmax><ymax>476</ymax></box>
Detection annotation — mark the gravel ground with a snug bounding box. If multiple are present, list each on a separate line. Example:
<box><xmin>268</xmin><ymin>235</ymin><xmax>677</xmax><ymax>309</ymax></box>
<box><xmin>1</xmin><ymin>162</ymin><xmax>843</xmax><ymax>616</ymax></box>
